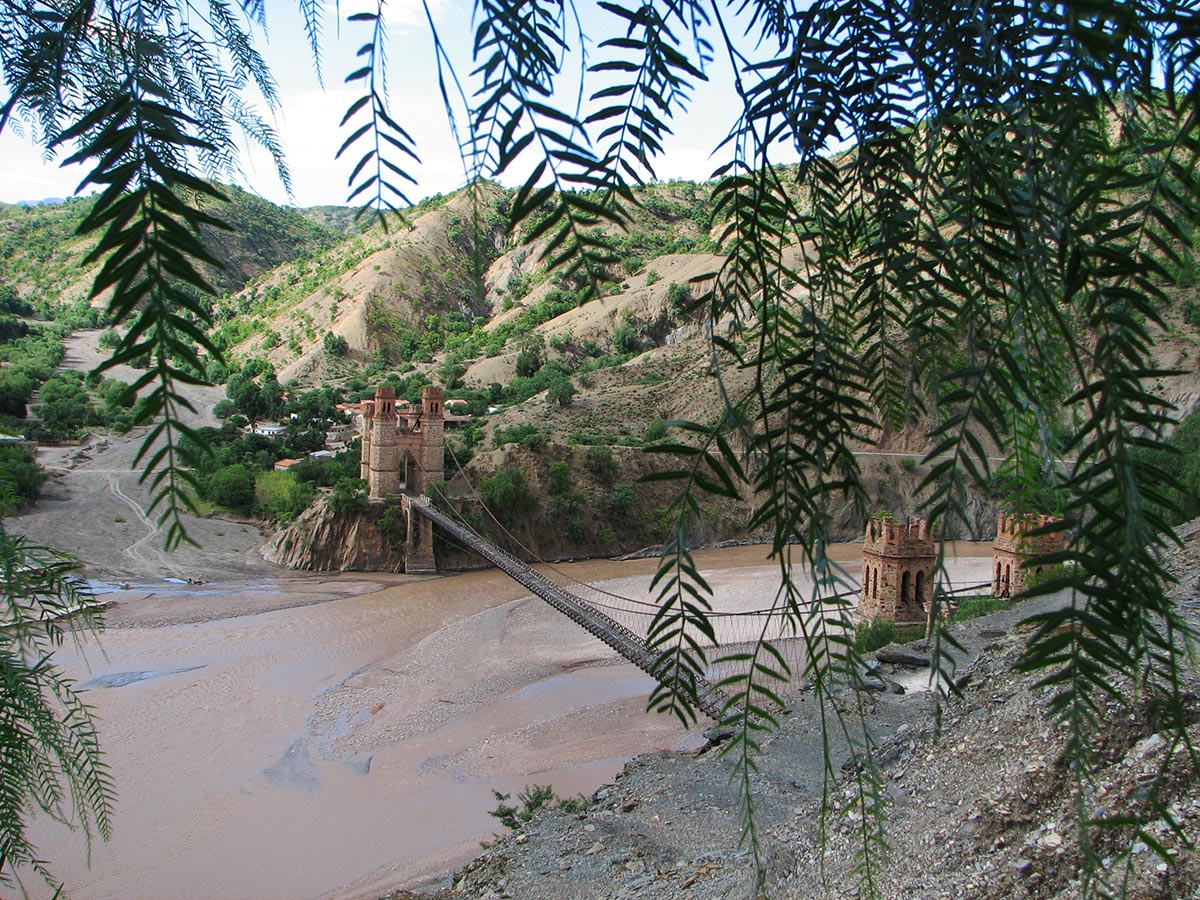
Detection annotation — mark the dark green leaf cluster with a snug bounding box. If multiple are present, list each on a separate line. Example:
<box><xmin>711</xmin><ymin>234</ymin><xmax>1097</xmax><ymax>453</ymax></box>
<box><xmin>0</xmin><ymin>516</ymin><xmax>112</xmax><ymax>890</ymax></box>
<box><xmin>339</xmin><ymin>8</ymin><xmax>419</xmax><ymax>220</ymax></box>
<box><xmin>627</xmin><ymin>2</ymin><xmax>1200</xmax><ymax>890</ymax></box>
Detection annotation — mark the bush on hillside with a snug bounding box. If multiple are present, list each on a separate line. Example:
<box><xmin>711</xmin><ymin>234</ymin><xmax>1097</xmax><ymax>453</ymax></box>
<box><xmin>0</xmin><ymin>445</ymin><xmax>44</xmax><ymax>508</ymax></box>
<box><xmin>478</xmin><ymin>468</ymin><xmax>536</xmax><ymax>522</ymax></box>
<box><xmin>206</xmin><ymin>464</ymin><xmax>256</xmax><ymax>511</ymax></box>
<box><xmin>584</xmin><ymin>445</ymin><xmax>619</xmax><ymax>485</ymax></box>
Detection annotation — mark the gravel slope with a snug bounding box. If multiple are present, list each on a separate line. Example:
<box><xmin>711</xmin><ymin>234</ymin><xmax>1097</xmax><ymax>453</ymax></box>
<box><xmin>414</xmin><ymin>526</ymin><xmax>1200</xmax><ymax>900</ymax></box>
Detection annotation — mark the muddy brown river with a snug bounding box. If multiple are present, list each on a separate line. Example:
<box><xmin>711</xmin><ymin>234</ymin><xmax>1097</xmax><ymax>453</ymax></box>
<box><xmin>31</xmin><ymin>544</ymin><xmax>993</xmax><ymax>899</ymax></box>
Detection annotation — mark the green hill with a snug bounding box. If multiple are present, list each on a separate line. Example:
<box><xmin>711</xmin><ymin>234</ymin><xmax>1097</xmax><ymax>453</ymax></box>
<box><xmin>0</xmin><ymin>184</ymin><xmax>345</xmax><ymax>313</ymax></box>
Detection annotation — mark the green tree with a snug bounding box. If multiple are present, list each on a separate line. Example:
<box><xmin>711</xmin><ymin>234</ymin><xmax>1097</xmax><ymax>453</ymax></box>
<box><xmin>606</xmin><ymin>482</ymin><xmax>637</xmax><ymax>517</ymax></box>
<box><xmin>329</xmin><ymin>477</ymin><xmax>369</xmax><ymax>515</ymax></box>
<box><xmin>478</xmin><ymin>467</ymin><xmax>536</xmax><ymax>523</ymax></box>
<box><xmin>322</xmin><ymin>332</ymin><xmax>349</xmax><ymax>357</ymax></box>
<box><xmin>0</xmin><ymin>371</ymin><xmax>33</xmax><ymax>419</ymax></box>
<box><xmin>4</xmin><ymin>2</ymin><xmax>1200</xmax><ymax>893</ymax></box>
<box><xmin>205</xmin><ymin>464</ymin><xmax>256</xmax><ymax>511</ymax></box>
<box><xmin>610</xmin><ymin>318</ymin><xmax>640</xmax><ymax>355</ymax></box>
<box><xmin>545</xmin><ymin>374</ymin><xmax>576</xmax><ymax>407</ymax></box>
<box><xmin>546</xmin><ymin>460</ymin><xmax>572</xmax><ymax>496</ymax></box>
<box><xmin>583</xmin><ymin>445</ymin><xmax>619</xmax><ymax>486</ymax></box>
<box><xmin>0</xmin><ymin>447</ymin><xmax>44</xmax><ymax>506</ymax></box>
<box><xmin>226</xmin><ymin>364</ymin><xmax>283</xmax><ymax>425</ymax></box>
<box><xmin>514</xmin><ymin>334</ymin><xmax>546</xmax><ymax>378</ymax></box>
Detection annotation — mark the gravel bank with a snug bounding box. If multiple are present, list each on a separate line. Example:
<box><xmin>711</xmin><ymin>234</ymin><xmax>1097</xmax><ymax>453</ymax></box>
<box><xmin>416</xmin><ymin>527</ymin><xmax>1200</xmax><ymax>899</ymax></box>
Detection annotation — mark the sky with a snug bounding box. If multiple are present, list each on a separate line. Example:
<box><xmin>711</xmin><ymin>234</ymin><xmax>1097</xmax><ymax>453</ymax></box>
<box><xmin>0</xmin><ymin>1</ymin><xmax>755</xmax><ymax>209</ymax></box>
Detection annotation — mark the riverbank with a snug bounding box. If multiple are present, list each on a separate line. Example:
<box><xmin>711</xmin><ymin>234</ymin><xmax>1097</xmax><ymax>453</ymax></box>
<box><xmin>406</xmin><ymin>524</ymin><xmax>1200</xmax><ymax>900</ymax></box>
<box><xmin>26</xmin><ymin>532</ymin><xmax>995</xmax><ymax>898</ymax></box>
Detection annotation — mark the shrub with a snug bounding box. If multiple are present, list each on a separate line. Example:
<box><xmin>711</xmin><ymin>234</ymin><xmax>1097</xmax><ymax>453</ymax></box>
<box><xmin>0</xmin><ymin>446</ymin><xmax>44</xmax><ymax>508</ymax></box>
<box><xmin>489</xmin><ymin>785</ymin><xmax>586</xmax><ymax>830</ymax></box>
<box><xmin>546</xmin><ymin>374</ymin><xmax>576</xmax><ymax>407</ymax></box>
<box><xmin>478</xmin><ymin>467</ymin><xmax>536</xmax><ymax>521</ymax></box>
<box><xmin>515</xmin><ymin>335</ymin><xmax>546</xmax><ymax>377</ymax></box>
<box><xmin>323</xmin><ymin>332</ymin><xmax>349</xmax><ymax>357</ymax></box>
<box><xmin>667</xmin><ymin>281</ymin><xmax>692</xmax><ymax>313</ymax></box>
<box><xmin>564</xmin><ymin>517</ymin><xmax>587</xmax><ymax>543</ymax></box>
<box><xmin>584</xmin><ymin>445</ymin><xmax>618</xmax><ymax>485</ymax></box>
<box><xmin>949</xmin><ymin>595</ymin><xmax>1009</xmax><ymax>622</ymax></box>
<box><xmin>611</xmin><ymin>319</ymin><xmax>640</xmax><ymax>354</ymax></box>
<box><xmin>206</xmin><ymin>463</ymin><xmax>256</xmax><ymax>511</ymax></box>
<box><xmin>855</xmin><ymin>619</ymin><xmax>908</xmax><ymax>653</ymax></box>
<box><xmin>328</xmin><ymin>477</ymin><xmax>368</xmax><ymax>514</ymax></box>
<box><xmin>606</xmin><ymin>482</ymin><xmax>637</xmax><ymax>516</ymax></box>
<box><xmin>547</xmin><ymin>460</ymin><xmax>572</xmax><ymax>495</ymax></box>
<box><xmin>493</xmin><ymin>424</ymin><xmax>544</xmax><ymax>450</ymax></box>
<box><xmin>644</xmin><ymin>418</ymin><xmax>668</xmax><ymax>443</ymax></box>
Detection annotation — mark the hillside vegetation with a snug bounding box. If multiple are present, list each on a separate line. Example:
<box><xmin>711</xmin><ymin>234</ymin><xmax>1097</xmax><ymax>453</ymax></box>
<box><xmin>0</xmin><ymin>184</ymin><xmax>342</xmax><ymax>313</ymax></box>
<box><xmin>5</xmin><ymin>167</ymin><xmax>1200</xmax><ymax>557</ymax></box>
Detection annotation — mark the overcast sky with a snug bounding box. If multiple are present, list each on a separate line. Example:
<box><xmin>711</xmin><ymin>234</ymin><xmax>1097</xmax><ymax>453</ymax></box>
<box><xmin>0</xmin><ymin>1</ymin><xmax>755</xmax><ymax>209</ymax></box>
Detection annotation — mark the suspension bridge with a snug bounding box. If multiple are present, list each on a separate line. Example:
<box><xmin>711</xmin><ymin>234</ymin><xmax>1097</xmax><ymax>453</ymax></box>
<box><xmin>359</xmin><ymin>386</ymin><xmax>992</xmax><ymax>723</ymax></box>
<box><xmin>405</xmin><ymin>495</ymin><xmax>737</xmax><ymax>720</ymax></box>
<box><xmin>405</xmin><ymin>492</ymin><xmax>995</xmax><ymax>722</ymax></box>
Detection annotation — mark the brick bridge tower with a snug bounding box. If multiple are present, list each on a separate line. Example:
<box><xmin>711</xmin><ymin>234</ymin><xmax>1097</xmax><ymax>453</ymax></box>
<box><xmin>411</xmin><ymin>386</ymin><xmax>445</xmax><ymax>495</ymax></box>
<box><xmin>860</xmin><ymin>515</ymin><xmax>936</xmax><ymax>624</ymax></box>
<box><xmin>359</xmin><ymin>395</ymin><xmax>374</xmax><ymax>482</ymax></box>
<box><xmin>366</xmin><ymin>387</ymin><xmax>401</xmax><ymax>501</ymax></box>
<box><xmin>404</xmin><ymin>386</ymin><xmax>445</xmax><ymax>574</ymax></box>
<box><xmin>992</xmin><ymin>513</ymin><xmax>1065</xmax><ymax>598</ymax></box>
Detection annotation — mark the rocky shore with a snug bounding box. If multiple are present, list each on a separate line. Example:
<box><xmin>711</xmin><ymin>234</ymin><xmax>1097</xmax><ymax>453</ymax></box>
<box><xmin>407</xmin><ymin>524</ymin><xmax>1200</xmax><ymax>899</ymax></box>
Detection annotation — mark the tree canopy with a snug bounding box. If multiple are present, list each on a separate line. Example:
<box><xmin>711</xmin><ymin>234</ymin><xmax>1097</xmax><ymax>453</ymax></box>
<box><xmin>3</xmin><ymin>0</ymin><xmax>1200</xmax><ymax>893</ymax></box>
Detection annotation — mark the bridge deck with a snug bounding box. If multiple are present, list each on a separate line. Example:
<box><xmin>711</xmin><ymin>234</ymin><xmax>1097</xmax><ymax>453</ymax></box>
<box><xmin>406</xmin><ymin>498</ymin><xmax>732</xmax><ymax>722</ymax></box>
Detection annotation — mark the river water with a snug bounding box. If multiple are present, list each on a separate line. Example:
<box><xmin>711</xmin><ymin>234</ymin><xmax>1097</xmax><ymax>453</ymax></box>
<box><xmin>32</xmin><ymin>543</ymin><xmax>993</xmax><ymax>899</ymax></box>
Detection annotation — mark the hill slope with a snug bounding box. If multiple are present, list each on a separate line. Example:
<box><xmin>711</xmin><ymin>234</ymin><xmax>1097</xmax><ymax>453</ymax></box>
<box><xmin>0</xmin><ymin>184</ymin><xmax>342</xmax><ymax>311</ymax></box>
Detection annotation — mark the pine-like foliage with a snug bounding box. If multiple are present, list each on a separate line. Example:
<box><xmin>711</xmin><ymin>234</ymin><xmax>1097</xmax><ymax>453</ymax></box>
<box><xmin>0</xmin><ymin>508</ymin><xmax>112</xmax><ymax>889</ymax></box>
<box><xmin>4</xmin><ymin>1</ymin><xmax>1200</xmax><ymax>895</ymax></box>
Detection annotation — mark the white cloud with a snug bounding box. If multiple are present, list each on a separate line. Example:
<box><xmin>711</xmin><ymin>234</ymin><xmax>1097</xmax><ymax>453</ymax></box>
<box><xmin>242</xmin><ymin>83</ymin><xmax>468</xmax><ymax>207</ymax></box>
<box><xmin>323</xmin><ymin>0</ymin><xmax>457</xmax><ymax>33</ymax></box>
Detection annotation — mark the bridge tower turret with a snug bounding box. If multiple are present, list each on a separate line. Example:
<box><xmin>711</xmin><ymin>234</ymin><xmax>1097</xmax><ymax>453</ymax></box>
<box><xmin>992</xmin><ymin>513</ymin><xmax>1064</xmax><ymax>598</ymax></box>
<box><xmin>367</xmin><ymin>387</ymin><xmax>400</xmax><ymax>500</ymax></box>
<box><xmin>860</xmin><ymin>515</ymin><xmax>936</xmax><ymax>624</ymax></box>
<box><xmin>403</xmin><ymin>386</ymin><xmax>445</xmax><ymax>574</ymax></box>
<box><xmin>413</xmin><ymin>386</ymin><xmax>445</xmax><ymax>496</ymax></box>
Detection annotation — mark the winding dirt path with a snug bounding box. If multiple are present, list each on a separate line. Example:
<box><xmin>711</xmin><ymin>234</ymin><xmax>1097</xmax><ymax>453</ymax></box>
<box><xmin>101</xmin><ymin>470</ymin><xmax>185</xmax><ymax>578</ymax></box>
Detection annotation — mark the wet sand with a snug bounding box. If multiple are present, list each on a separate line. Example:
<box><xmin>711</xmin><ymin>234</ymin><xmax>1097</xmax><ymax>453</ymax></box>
<box><xmin>27</xmin><ymin>545</ymin><xmax>995</xmax><ymax>900</ymax></box>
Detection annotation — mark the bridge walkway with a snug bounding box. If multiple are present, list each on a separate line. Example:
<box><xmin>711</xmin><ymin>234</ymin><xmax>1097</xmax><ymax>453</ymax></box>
<box><xmin>406</xmin><ymin>497</ymin><xmax>733</xmax><ymax>722</ymax></box>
